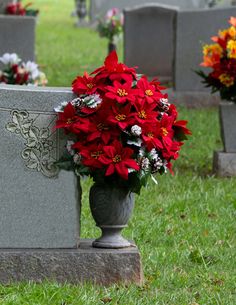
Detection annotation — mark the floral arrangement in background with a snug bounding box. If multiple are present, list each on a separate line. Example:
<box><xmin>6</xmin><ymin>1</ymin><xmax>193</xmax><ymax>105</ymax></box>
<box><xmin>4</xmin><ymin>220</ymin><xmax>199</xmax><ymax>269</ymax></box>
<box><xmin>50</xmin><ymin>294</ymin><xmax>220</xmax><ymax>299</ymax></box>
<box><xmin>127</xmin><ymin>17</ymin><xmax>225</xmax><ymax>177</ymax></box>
<box><xmin>0</xmin><ymin>53</ymin><xmax>47</xmax><ymax>86</ymax></box>
<box><xmin>54</xmin><ymin>51</ymin><xmax>191</xmax><ymax>194</ymax></box>
<box><xmin>197</xmin><ymin>16</ymin><xmax>236</xmax><ymax>102</ymax></box>
<box><xmin>5</xmin><ymin>1</ymin><xmax>39</xmax><ymax>16</ymax></box>
<box><xmin>96</xmin><ymin>8</ymin><xmax>123</xmax><ymax>45</ymax></box>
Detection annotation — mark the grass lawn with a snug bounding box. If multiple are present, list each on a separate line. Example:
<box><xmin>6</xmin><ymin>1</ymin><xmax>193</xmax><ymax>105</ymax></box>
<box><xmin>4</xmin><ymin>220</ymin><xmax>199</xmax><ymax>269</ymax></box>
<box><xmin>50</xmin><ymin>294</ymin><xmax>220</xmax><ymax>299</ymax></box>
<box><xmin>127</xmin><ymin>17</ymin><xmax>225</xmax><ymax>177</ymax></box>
<box><xmin>0</xmin><ymin>1</ymin><xmax>235</xmax><ymax>304</ymax></box>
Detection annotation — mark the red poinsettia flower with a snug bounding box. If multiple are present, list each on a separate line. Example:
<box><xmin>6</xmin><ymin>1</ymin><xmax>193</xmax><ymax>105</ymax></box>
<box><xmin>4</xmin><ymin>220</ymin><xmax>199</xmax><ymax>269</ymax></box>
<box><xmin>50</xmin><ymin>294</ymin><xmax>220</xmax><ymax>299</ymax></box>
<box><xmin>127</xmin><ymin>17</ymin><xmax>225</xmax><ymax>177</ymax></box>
<box><xmin>72</xmin><ymin>72</ymin><xmax>97</xmax><ymax>95</ymax></box>
<box><xmin>133</xmin><ymin>99</ymin><xmax>158</xmax><ymax>125</ymax></box>
<box><xmin>55</xmin><ymin>103</ymin><xmax>80</xmax><ymax>132</ymax></box>
<box><xmin>157</xmin><ymin>113</ymin><xmax>175</xmax><ymax>148</ymax></box>
<box><xmin>162</xmin><ymin>141</ymin><xmax>183</xmax><ymax>161</ymax></box>
<box><xmin>150</xmin><ymin>78</ymin><xmax>166</xmax><ymax>92</ymax></box>
<box><xmin>74</xmin><ymin>142</ymin><xmax>104</xmax><ymax>169</ymax></box>
<box><xmin>107</xmin><ymin>103</ymin><xmax>135</xmax><ymax>129</ymax></box>
<box><xmin>99</xmin><ymin>140</ymin><xmax>139</xmax><ymax>180</ymax></box>
<box><xmin>141</xmin><ymin>123</ymin><xmax>163</xmax><ymax>151</ymax></box>
<box><xmin>105</xmin><ymin>81</ymin><xmax>139</xmax><ymax>104</ymax></box>
<box><xmin>137</xmin><ymin>76</ymin><xmax>163</xmax><ymax>103</ymax></box>
<box><xmin>173</xmin><ymin>120</ymin><xmax>192</xmax><ymax>139</ymax></box>
<box><xmin>80</xmin><ymin>110</ymin><xmax>119</xmax><ymax>144</ymax></box>
<box><xmin>92</xmin><ymin>51</ymin><xmax>137</xmax><ymax>83</ymax></box>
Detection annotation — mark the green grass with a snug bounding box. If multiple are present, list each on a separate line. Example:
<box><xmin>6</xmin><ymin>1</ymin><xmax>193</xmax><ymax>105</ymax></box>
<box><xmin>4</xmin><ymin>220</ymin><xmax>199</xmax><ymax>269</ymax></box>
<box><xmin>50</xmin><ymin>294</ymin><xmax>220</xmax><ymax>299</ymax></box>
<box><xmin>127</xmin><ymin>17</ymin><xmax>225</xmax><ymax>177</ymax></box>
<box><xmin>2</xmin><ymin>1</ymin><xmax>235</xmax><ymax>304</ymax></box>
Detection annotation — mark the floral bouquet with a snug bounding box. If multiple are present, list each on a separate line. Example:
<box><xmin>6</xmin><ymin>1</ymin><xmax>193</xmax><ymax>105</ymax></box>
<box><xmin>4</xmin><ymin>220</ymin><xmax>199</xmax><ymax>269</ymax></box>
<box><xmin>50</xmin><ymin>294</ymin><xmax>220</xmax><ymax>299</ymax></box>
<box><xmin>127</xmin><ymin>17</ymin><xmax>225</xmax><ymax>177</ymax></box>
<box><xmin>54</xmin><ymin>51</ymin><xmax>191</xmax><ymax>194</ymax></box>
<box><xmin>196</xmin><ymin>17</ymin><xmax>236</xmax><ymax>103</ymax></box>
<box><xmin>0</xmin><ymin>53</ymin><xmax>47</xmax><ymax>86</ymax></box>
<box><xmin>96</xmin><ymin>8</ymin><xmax>123</xmax><ymax>45</ymax></box>
<box><xmin>5</xmin><ymin>1</ymin><xmax>39</xmax><ymax>16</ymax></box>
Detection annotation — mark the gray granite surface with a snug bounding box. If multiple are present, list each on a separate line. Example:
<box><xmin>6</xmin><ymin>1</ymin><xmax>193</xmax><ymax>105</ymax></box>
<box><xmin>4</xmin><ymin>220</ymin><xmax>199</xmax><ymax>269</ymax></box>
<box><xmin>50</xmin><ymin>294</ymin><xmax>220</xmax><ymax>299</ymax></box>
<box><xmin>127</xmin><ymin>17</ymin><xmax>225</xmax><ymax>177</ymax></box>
<box><xmin>213</xmin><ymin>151</ymin><xmax>236</xmax><ymax>176</ymax></box>
<box><xmin>90</xmin><ymin>0</ymin><xmax>207</xmax><ymax>22</ymax></box>
<box><xmin>175</xmin><ymin>6</ymin><xmax>236</xmax><ymax>91</ymax></box>
<box><xmin>124</xmin><ymin>4</ymin><xmax>178</xmax><ymax>81</ymax></box>
<box><xmin>0</xmin><ymin>85</ymin><xmax>81</xmax><ymax>248</ymax></box>
<box><xmin>0</xmin><ymin>239</ymin><xmax>143</xmax><ymax>285</ymax></box>
<box><xmin>219</xmin><ymin>103</ymin><xmax>236</xmax><ymax>152</ymax></box>
<box><xmin>0</xmin><ymin>15</ymin><xmax>35</xmax><ymax>62</ymax></box>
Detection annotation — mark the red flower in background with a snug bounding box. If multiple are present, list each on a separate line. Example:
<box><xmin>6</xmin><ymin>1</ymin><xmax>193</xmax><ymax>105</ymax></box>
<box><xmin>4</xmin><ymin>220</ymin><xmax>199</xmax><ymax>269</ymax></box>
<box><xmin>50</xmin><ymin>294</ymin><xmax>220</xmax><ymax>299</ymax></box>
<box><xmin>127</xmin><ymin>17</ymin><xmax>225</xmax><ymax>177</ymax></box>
<box><xmin>6</xmin><ymin>2</ymin><xmax>26</xmax><ymax>15</ymax></box>
<box><xmin>197</xmin><ymin>16</ymin><xmax>236</xmax><ymax>102</ymax></box>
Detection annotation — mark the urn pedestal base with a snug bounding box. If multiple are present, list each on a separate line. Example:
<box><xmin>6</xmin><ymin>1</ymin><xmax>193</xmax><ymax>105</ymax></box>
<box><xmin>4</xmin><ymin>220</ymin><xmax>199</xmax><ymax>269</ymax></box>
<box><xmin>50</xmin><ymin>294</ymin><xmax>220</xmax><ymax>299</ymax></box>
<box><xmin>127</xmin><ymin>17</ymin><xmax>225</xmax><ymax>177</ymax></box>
<box><xmin>0</xmin><ymin>239</ymin><xmax>143</xmax><ymax>286</ymax></box>
<box><xmin>92</xmin><ymin>226</ymin><xmax>133</xmax><ymax>249</ymax></box>
<box><xmin>213</xmin><ymin>151</ymin><xmax>236</xmax><ymax>176</ymax></box>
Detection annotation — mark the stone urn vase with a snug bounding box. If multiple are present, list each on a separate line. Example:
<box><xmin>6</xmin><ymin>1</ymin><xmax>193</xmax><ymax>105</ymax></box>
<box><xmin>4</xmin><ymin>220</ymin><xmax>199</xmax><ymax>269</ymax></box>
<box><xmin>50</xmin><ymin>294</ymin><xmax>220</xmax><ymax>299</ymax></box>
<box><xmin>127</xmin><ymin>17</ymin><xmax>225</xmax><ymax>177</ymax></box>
<box><xmin>89</xmin><ymin>182</ymin><xmax>135</xmax><ymax>249</ymax></box>
<box><xmin>219</xmin><ymin>102</ymin><xmax>236</xmax><ymax>152</ymax></box>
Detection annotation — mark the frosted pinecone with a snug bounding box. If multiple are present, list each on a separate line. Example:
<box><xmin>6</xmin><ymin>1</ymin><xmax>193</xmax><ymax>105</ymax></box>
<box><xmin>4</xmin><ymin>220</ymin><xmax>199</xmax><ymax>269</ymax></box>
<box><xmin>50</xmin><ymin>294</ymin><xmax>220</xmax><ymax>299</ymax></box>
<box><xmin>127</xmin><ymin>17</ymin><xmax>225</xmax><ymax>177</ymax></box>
<box><xmin>159</xmin><ymin>98</ymin><xmax>170</xmax><ymax>112</ymax></box>
<box><xmin>82</xmin><ymin>94</ymin><xmax>102</xmax><ymax>108</ymax></box>
<box><xmin>131</xmin><ymin>125</ymin><xmax>142</xmax><ymax>136</ymax></box>
<box><xmin>140</xmin><ymin>157</ymin><xmax>150</xmax><ymax>170</ymax></box>
<box><xmin>73</xmin><ymin>153</ymin><xmax>81</xmax><ymax>164</ymax></box>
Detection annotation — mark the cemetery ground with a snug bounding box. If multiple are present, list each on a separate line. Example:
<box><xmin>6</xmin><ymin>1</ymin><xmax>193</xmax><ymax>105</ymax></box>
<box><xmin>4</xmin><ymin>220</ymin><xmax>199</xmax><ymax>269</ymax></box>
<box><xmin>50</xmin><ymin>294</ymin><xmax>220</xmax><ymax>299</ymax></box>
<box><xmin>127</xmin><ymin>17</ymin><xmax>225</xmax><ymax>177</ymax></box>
<box><xmin>0</xmin><ymin>0</ymin><xmax>235</xmax><ymax>304</ymax></box>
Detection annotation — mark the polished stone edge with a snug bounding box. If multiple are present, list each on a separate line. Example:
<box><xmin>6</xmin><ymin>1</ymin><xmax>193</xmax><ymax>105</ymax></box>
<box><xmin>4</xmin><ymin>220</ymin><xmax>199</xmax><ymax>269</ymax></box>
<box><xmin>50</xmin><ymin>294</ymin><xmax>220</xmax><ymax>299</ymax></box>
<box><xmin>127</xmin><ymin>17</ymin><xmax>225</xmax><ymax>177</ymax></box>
<box><xmin>0</xmin><ymin>239</ymin><xmax>143</xmax><ymax>286</ymax></box>
<box><xmin>213</xmin><ymin>151</ymin><xmax>236</xmax><ymax>177</ymax></box>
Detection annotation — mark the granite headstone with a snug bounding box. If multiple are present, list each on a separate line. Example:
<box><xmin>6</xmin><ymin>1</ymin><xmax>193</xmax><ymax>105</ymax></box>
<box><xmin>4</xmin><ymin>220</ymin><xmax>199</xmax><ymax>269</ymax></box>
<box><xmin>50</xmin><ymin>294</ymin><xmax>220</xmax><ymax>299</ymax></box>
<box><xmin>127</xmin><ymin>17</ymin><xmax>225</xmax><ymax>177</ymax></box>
<box><xmin>90</xmin><ymin>0</ymin><xmax>206</xmax><ymax>22</ymax></box>
<box><xmin>0</xmin><ymin>0</ymin><xmax>8</xmax><ymax>14</ymax></box>
<box><xmin>124</xmin><ymin>4</ymin><xmax>178</xmax><ymax>81</ymax></box>
<box><xmin>0</xmin><ymin>84</ymin><xmax>81</xmax><ymax>248</ymax></box>
<box><xmin>175</xmin><ymin>6</ymin><xmax>236</xmax><ymax>91</ymax></box>
<box><xmin>0</xmin><ymin>15</ymin><xmax>35</xmax><ymax>62</ymax></box>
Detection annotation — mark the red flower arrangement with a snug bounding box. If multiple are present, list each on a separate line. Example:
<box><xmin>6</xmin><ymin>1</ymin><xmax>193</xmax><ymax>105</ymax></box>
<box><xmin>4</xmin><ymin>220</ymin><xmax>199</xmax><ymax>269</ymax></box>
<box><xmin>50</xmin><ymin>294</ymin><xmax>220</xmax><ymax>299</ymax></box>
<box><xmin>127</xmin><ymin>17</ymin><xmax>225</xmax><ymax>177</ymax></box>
<box><xmin>197</xmin><ymin>17</ymin><xmax>236</xmax><ymax>103</ymax></box>
<box><xmin>5</xmin><ymin>1</ymin><xmax>39</xmax><ymax>16</ymax></box>
<box><xmin>55</xmin><ymin>51</ymin><xmax>191</xmax><ymax>194</ymax></box>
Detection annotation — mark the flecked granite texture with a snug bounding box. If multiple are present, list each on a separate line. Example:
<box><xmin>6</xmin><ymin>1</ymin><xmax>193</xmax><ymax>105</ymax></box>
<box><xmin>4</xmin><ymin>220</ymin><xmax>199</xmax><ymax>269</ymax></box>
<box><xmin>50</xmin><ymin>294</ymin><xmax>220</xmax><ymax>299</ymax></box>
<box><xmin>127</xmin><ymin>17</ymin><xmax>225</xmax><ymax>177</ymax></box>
<box><xmin>0</xmin><ymin>15</ymin><xmax>35</xmax><ymax>62</ymax></box>
<box><xmin>219</xmin><ymin>103</ymin><xmax>236</xmax><ymax>152</ymax></box>
<box><xmin>0</xmin><ymin>240</ymin><xmax>144</xmax><ymax>285</ymax></box>
<box><xmin>0</xmin><ymin>85</ymin><xmax>81</xmax><ymax>248</ymax></box>
<box><xmin>213</xmin><ymin>151</ymin><xmax>236</xmax><ymax>177</ymax></box>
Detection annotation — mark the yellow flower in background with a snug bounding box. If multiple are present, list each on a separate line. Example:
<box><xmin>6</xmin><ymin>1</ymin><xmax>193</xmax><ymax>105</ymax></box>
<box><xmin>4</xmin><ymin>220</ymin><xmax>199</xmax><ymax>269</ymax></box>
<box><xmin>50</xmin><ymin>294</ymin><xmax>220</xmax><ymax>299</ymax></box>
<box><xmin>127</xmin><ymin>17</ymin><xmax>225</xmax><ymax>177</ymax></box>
<box><xmin>228</xmin><ymin>26</ymin><xmax>236</xmax><ymax>39</ymax></box>
<box><xmin>227</xmin><ymin>39</ymin><xmax>236</xmax><ymax>58</ymax></box>
<box><xmin>218</xmin><ymin>28</ymin><xmax>229</xmax><ymax>40</ymax></box>
<box><xmin>201</xmin><ymin>44</ymin><xmax>223</xmax><ymax>67</ymax></box>
<box><xmin>219</xmin><ymin>74</ymin><xmax>234</xmax><ymax>87</ymax></box>
<box><xmin>203</xmin><ymin>44</ymin><xmax>223</xmax><ymax>57</ymax></box>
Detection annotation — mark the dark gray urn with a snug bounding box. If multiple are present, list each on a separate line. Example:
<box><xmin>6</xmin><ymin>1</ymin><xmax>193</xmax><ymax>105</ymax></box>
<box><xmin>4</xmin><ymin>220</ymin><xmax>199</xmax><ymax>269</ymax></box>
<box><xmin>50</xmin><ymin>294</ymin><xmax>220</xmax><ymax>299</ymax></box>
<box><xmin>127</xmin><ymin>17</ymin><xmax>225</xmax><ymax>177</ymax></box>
<box><xmin>89</xmin><ymin>183</ymin><xmax>134</xmax><ymax>249</ymax></box>
<box><xmin>219</xmin><ymin>102</ymin><xmax>236</xmax><ymax>153</ymax></box>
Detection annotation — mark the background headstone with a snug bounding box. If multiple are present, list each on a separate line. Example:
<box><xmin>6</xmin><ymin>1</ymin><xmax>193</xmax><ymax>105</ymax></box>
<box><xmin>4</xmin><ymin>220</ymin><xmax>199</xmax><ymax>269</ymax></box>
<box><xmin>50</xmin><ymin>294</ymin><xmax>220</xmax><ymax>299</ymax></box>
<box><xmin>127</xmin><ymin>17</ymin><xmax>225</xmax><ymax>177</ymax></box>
<box><xmin>0</xmin><ymin>15</ymin><xmax>35</xmax><ymax>62</ymax></box>
<box><xmin>0</xmin><ymin>84</ymin><xmax>81</xmax><ymax>248</ymax></box>
<box><xmin>175</xmin><ymin>6</ymin><xmax>236</xmax><ymax>91</ymax></box>
<box><xmin>90</xmin><ymin>0</ymin><xmax>205</xmax><ymax>23</ymax></box>
<box><xmin>0</xmin><ymin>0</ymin><xmax>8</xmax><ymax>14</ymax></box>
<box><xmin>124</xmin><ymin>4</ymin><xmax>178</xmax><ymax>81</ymax></box>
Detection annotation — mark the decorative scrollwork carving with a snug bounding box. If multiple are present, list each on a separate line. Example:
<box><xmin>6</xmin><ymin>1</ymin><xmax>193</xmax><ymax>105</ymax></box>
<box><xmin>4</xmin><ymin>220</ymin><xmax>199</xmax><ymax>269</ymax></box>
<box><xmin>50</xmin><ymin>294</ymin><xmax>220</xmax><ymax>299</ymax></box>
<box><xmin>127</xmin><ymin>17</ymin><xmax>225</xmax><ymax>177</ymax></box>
<box><xmin>5</xmin><ymin>109</ymin><xmax>59</xmax><ymax>178</ymax></box>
